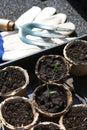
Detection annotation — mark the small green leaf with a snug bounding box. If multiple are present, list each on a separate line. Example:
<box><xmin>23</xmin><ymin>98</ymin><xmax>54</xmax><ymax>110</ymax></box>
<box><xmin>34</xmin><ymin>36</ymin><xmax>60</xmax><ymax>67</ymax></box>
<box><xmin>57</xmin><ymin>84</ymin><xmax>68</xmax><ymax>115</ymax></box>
<box><xmin>54</xmin><ymin>61</ymin><xmax>60</xmax><ymax>69</ymax></box>
<box><xmin>46</xmin><ymin>85</ymin><xmax>57</xmax><ymax>95</ymax></box>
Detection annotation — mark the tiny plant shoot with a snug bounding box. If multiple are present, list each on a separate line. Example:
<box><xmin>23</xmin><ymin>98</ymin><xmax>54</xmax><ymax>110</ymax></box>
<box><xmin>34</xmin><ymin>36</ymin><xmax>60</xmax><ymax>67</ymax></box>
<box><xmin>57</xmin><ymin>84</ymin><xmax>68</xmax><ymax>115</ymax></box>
<box><xmin>46</xmin><ymin>84</ymin><xmax>57</xmax><ymax>95</ymax></box>
<box><xmin>54</xmin><ymin>60</ymin><xmax>60</xmax><ymax>69</ymax></box>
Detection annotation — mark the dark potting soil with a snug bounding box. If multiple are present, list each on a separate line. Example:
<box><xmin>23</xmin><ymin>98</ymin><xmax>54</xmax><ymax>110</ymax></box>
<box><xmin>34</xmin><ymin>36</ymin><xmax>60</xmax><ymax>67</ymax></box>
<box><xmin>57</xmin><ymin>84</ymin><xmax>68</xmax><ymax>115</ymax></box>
<box><xmin>35</xmin><ymin>84</ymin><xmax>67</xmax><ymax>113</ymax></box>
<box><xmin>33</xmin><ymin>123</ymin><xmax>60</xmax><ymax>130</ymax></box>
<box><xmin>0</xmin><ymin>67</ymin><xmax>26</xmax><ymax>94</ymax></box>
<box><xmin>2</xmin><ymin>98</ymin><xmax>34</xmax><ymax>127</ymax></box>
<box><xmin>66</xmin><ymin>41</ymin><xmax>87</xmax><ymax>64</ymax></box>
<box><xmin>63</xmin><ymin>105</ymin><xmax>87</xmax><ymax>130</ymax></box>
<box><xmin>37</xmin><ymin>56</ymin><xmax>68</xmax><ymax>82</ymax></box>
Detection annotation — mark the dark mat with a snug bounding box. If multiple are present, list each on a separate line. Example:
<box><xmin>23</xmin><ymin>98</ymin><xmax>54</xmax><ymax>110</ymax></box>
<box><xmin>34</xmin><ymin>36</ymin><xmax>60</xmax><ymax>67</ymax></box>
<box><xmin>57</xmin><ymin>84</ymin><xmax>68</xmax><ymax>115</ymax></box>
<box><xmin>0</xmin><ymin>0</ymin><xmax>87</xmax><ymax>36</ymax></box>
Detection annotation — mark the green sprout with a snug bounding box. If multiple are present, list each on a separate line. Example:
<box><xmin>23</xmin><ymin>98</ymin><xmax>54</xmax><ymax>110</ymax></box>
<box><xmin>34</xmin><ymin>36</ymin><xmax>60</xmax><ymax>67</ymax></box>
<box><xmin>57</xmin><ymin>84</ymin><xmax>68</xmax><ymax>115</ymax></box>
<box><xmin>46</xmin><ymin>84</ymin><xmax>57</xmax><ymax>95</ymax></box>
<box><xmin>53</xmin><ymin>60</ymin><xmax>60</xmax><ymax>69</ymax></box>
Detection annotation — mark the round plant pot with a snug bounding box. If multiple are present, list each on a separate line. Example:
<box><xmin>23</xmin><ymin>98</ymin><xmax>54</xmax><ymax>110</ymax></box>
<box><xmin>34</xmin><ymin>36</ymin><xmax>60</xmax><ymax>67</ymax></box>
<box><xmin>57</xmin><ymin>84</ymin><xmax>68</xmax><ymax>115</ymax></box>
<box><xmin>35</xmin><ymin>55</ymin><xmax>70</xmax><ymax>83</ymax></box>
<box><xmin>0</xmin><ymin>96</ymin><xmax>39</xmax><ymax>130</ymax></box>
<box><xmin>60</xmin><ymin>104</ymin><xmax>87</xmax><ymax>130</ymax></box>
<box><xmin>32</xmin><ymin>83</ymin><xmax>72</xmax><ymax>118</ymax></box>
<box><xmin>63</xmin><ymin>39</ymin><xmax>87</xmax><ymax>76</ymax></box>
<box><xmin>0</xmin><ymin>66</ymin><xmax>29</xmax><ymax>99</ymax></box>
<box><xmin>30</xmin><ymin>121</ymin><xmax>65</xmax><ymax>130</ymax></box>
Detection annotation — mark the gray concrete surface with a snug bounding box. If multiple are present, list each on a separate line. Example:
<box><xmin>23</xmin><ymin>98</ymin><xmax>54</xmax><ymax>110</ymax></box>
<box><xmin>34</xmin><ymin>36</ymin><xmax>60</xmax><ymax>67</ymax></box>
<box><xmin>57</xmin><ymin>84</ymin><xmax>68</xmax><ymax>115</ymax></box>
<box><xmin>0</xmin><ymin>0</ymin><xmax>87</xmax><ymax>36</ymax></box>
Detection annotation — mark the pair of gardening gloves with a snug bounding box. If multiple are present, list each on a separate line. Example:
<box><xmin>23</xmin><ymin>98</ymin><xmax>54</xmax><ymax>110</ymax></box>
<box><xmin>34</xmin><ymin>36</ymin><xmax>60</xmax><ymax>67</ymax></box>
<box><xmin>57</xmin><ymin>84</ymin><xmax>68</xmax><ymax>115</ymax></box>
<box><xmin>0</xmin><ymin>6</ymin><xmax>75</xmax><ymax>61</ymax></box>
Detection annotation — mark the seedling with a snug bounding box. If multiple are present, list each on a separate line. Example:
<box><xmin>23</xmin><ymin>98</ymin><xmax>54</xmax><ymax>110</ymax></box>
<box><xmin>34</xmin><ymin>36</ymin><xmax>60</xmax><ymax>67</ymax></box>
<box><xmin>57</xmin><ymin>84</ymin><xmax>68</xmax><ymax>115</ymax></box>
<box><xmin>46</xmin><ymin>84</ymin><xmax>57</xmax><ymax>95</ymax></box>
<box><xmin>53</xmin><ymin>60</ymin><xmax>60</xmax><ymax>69</ymax></box>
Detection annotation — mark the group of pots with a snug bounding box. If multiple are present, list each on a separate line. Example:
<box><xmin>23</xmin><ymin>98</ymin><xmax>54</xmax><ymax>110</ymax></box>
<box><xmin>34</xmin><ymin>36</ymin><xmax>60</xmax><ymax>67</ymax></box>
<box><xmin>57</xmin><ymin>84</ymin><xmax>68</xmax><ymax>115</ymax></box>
<box><xmin>0</xmin><ymin>39</ymin><xmax>87</xmax><ymax>130</ymax></box>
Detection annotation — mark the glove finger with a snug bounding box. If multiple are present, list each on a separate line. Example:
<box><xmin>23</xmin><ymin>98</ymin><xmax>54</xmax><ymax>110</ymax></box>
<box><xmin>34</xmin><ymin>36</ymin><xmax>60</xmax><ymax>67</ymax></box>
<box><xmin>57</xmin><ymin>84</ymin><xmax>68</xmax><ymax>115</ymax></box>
<box><xmin>55</xmin><ymin>22</ymin><xmax>75</xmax><ymax>36</ymax></box>
<box><xmin>51</xmin><ymin>37</ymin><xmax>76</xmax><ymax>45</ymax></box>
<box><xmin>35</xmin><ymin>13</ymin><xmax>67</xmax><ymax>26</ymax></box>
<box><xmin>34</xmin><ymin>7</ymin><xmax>56</xmax><ymax>22</ymax></box>
<box><xmin>15</xmin><ymin>6</ymin><xmax>41</xmax><ymax>26</ymax></box>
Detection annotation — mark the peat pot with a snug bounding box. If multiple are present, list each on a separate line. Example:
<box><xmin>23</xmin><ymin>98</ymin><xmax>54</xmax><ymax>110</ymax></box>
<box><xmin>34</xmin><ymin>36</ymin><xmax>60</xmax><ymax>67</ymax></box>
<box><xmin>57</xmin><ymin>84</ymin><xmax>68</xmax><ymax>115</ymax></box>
<box><xmin>0</xmin><ymin>66</ymin><xmax>29</xmax><ymax>99</ymax></box>
<box><xmin>32</xmin><ymin>83</ymin><xmax>72</xmax><ymax>118</ymax></box>
<box><xmin>0</xmin><ymin>96</ymin><xmax>39</xmax><ymax>130</ymax></box>
<box><xmin>35</xmin><ymin>55</ymin><xmax>70</xmax><ymax>83</ymax></box>
<box><xmin>63</xmin><ymin>39</ymin><xmax>87</xmax><ymax>76</ymax></box>
<box><xmin>60</xmin><ymin>104</ymin><xmax>87</xmax><ymax>130</ymax></box>
<box><xmin>30</xmin><ymin>121</ymin><xmax>65</xmax><ymax>130</ymax></box>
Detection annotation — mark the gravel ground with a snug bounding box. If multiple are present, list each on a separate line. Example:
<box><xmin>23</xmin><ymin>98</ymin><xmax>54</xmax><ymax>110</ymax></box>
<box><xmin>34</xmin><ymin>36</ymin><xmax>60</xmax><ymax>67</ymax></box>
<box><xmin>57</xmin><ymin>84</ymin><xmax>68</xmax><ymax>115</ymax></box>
<box><xmin>0</xmin><ymin>0</ymin><xmax>87</xmax><ymax>36</ymax></box>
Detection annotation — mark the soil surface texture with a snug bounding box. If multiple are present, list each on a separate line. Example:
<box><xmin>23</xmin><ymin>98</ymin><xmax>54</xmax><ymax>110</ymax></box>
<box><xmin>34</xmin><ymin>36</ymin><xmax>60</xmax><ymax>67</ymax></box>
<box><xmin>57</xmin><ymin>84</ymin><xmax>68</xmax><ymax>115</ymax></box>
<box><xmin>2</xmin><ymin>98</ymin><xmax>33</xmax><ymax>127</ymax></box>
<box><xmin>66</xmin><ymin>41</ymin><xmax>87</xmax><ymax>64</ymax></box>
<box><xmin>35</xmin><ymin>84</ymin><xmax>67</xmax><ymax>113</ymax></box>
<box><xmin>0</xmin><ymin>67</ymin><xmax>26</xmax><ymax>94</ymax></box>
<box><xmin>63</xmin><ymin>105</ymin><xmax>87</xmax><ymax>130</ymax></box>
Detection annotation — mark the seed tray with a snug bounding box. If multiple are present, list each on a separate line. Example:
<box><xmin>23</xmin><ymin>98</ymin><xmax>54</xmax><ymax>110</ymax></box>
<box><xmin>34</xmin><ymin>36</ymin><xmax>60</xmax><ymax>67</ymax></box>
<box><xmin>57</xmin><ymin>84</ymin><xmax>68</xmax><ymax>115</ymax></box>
<box><xmin>0</xmin><ymin>0</ymin><xmax>87</xmax><ymax>129</ymax></box>
<box><xmin>0</xmin><ymin>34</ymin><xmax>87</xmax><ymax>103</ymax></box>
<box><xmin>0</xmin><ymin>35</ymin><xmax>87</xmax><ymax>130</ymax></box>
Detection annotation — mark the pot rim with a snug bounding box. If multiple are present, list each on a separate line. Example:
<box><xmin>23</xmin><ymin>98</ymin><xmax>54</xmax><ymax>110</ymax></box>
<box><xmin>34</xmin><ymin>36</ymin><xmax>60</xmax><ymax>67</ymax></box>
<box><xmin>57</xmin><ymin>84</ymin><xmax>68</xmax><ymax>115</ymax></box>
<box><xmin>60</xmin><ymin>103</ymin><xmax>87</xmax><ymax>130</ymax></box>
<box><xmin>33</xmin><ymin>83</ymin><xmax>72</xmax><ymax>118</ymax></box>
<box><xmin>30</xmin><ymin>121</ymin><xmax>64</xmax><ymax>130</ymax></box>
<box><xmin>35</xmin><ymin>54</ymin><xmax>70</xmax><ymax>83</ymax></box>
<box><xmin>0</xmin><ymin>96</ymin><xmax>39</xmax><ymax>130</ymax></box>
<box><xmin>63</xmin><ymin>39</ymin><xmax>87</xmax><ymax>65</ymax></box>
<box><xmin>0</xmin><ymin>66</ymin><xmax>29</xmax><ymax>97</ymax></box>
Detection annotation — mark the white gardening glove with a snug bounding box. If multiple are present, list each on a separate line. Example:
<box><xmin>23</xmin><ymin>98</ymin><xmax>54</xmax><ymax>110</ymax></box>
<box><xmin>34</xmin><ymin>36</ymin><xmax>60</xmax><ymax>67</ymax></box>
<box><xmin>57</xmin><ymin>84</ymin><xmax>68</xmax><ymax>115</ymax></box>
<box><xmin>0</xmin><ymin>6</ymin><xmax>75</xmax><ymax>61</ymax></box>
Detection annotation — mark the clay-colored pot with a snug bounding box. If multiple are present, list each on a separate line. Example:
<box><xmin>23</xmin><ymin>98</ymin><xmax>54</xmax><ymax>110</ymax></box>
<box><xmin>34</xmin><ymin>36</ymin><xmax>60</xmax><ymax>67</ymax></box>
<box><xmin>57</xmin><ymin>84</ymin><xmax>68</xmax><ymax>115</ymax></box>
<box><xmin>32</xmin><ymin>83</ymin><xmax>72</xmax><ymax>118</ymax></box>
<box><xmin>63</xmin><ymin>39</ymin><xmax>87</xmax><ymax>76</ymax></box>
<box><xmin>0</xmin><ymin>96</ymin><xmax>39</xmax><ymax>130</ymax></box>
<box><xmin>0</xmin><ymin>66</ymin><xmax>29</xmax><ymax>99</ymax></box>
<box><xmin>35</xmin><ymin>54</ymin><xmax>70</xmax><ymax>83</ymax></box>
<box><xmin>60</xmin><ymin>104</ymin><xmax>87</xmax><ymax>130</ymax></box>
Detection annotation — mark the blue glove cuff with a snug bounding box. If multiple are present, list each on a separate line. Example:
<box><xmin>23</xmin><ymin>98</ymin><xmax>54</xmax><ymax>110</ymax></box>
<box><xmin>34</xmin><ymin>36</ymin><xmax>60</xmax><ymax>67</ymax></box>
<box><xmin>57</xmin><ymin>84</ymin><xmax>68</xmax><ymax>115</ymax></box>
<box><xmin>0</xmin><ymin>34</ymin><xmax>4</xmax><ymax>59</ymax></box>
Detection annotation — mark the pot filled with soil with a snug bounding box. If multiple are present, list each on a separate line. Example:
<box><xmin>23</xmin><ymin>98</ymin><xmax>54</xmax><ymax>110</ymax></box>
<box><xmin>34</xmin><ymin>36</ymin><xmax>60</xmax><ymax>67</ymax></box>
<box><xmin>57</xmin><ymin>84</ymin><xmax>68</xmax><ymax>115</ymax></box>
<box><xmin>63</xmin><ymin>39</ymin><xmax>87</xmax><ymax>76</ymax></box>
<box><xmin>0</xmin><ymin>66</ymin><xmax>29</xmax><ymax>99</ymax></box>
<box><xmin>35</xmin><ymin>55</ymin><xmax>70</xmax><ymax>84</ymax></box>
<box><xmin>30</xmin><ymin>121</ymin><xmax>65</xmax><ymax>130</ymax></box>
<box><xmin>32</xmin><ymin>83</ymin><xmax>72</xmax><ymax>118</ymax></box>
<box><xmin>61</xmin><ymin>104</ymin><xmax>87</xmax><ymax>130</ymax></box>
<box><xmin>0</xmin><ymin>96</ymin><xmax>39</xmax><ymax>130</ymax></box>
